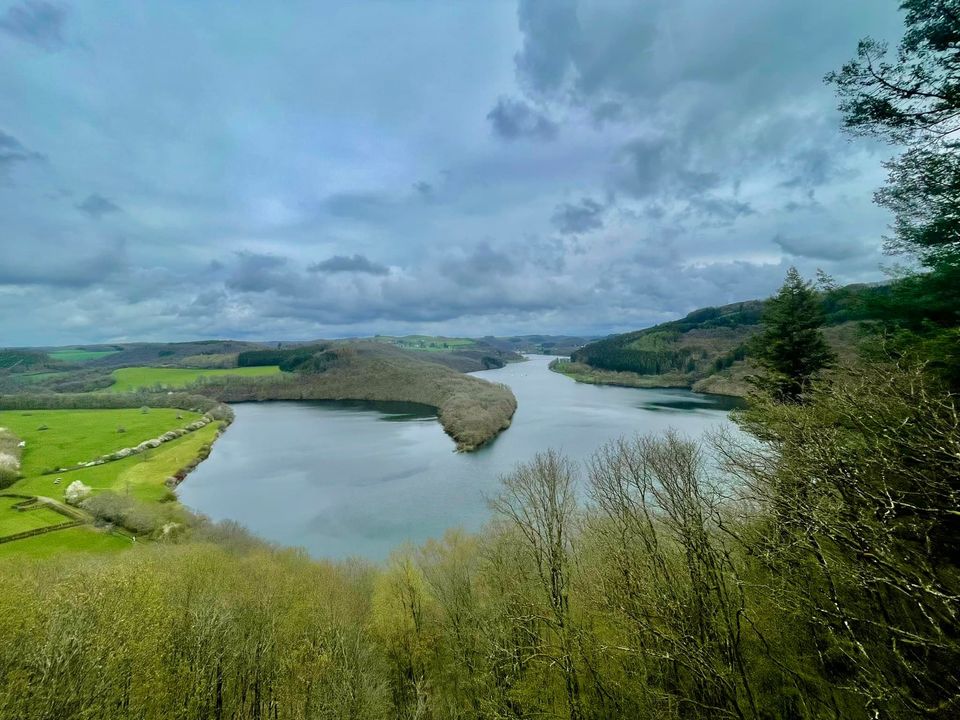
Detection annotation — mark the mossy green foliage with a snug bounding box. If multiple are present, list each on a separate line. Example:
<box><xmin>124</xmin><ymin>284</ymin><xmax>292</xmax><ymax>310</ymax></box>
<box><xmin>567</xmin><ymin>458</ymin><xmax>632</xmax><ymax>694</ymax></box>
<box><xmin>0</xmin><ymin>525</ymin><xmax>130</xmax><ymax>560</ymax></box>
<box><xmin>13</xmin><ymin>422</ymin><xmax>220</xmax><ymax>503</ymax></box>
<box><xmin>0</xmin><ymin>408</ymin><xmax>200</xmax><ymax>476</ymax></box>
<box><xmin>0</xmin><ymin>497</ymin><xmax>66</xmax><ymax>536</ymax></box>
<box><xmin>109</xmin><ymin>365</ymin><xmax>280</xmax><ymax>392</ymax></box>
<box><xmin>47</xmin><ymin>349</ymin><xmax>121</xmax><ymax>362</ymax></box>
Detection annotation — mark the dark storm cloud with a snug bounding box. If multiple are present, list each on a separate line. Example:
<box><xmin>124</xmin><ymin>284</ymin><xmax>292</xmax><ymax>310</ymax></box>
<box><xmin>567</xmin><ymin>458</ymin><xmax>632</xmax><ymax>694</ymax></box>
<box><xmin>308</xmin><ymin>254</ymin><xmax>389</xmax><ymax>276</ymax></box>
<box><xmin>0</xmin><ymin>129</ymin><xmax>44</xmax><ymax>172</ymax></box>
<box><xmin>552</xmin><ymin>198</ymin><xmax>605</xmax><ymax>234</ymax></box>
<box><xmin>773</xmin><ymin>234</ymin><xmax>872</xmax><ymax>262</ymax></box>
<box><xmin>441</xmin><ymin>242</ymin><xmax>517</xmax><ymax>282</ymax></box>
<box><xmin>613</xmin><ymin>138</ymin><xmax>720</xmax><ymax>200</ymax></box>
<box><xmin>76</xmin><ymin>193</ymin><xmax>121</xmax><ymax>219</ymax></box>
<box><xmin>780</xmin><ymin>147</ymin><xmax>851</xmax><ymax>190</ymax></box>
<box><xmin>686</xmin><ymin>196</ymin><xmax>755</xmax><ymax>225</ymax></box>
<box><xmin>514</xmin><ymin>0</ymin><xmax>579</xmax><ymax>95</ymax></box>
<box><xmin>487</xmin><ymin>97</ymin><xmax>558</xmax><ymax>141</ymax></box>
<box><xmin>0</xmin><ymin>0</ymin><xmax>66</xmax><ymax>51</ymax></box>
<box><xmin>225</xmin><ymin>252</ymin><xmax>301</xmax><ymax>295</ymax></box>
<box><xmin>0</xmin><ymin>238</ymin><xmax>126</xmax><ymax>288</ymax></box>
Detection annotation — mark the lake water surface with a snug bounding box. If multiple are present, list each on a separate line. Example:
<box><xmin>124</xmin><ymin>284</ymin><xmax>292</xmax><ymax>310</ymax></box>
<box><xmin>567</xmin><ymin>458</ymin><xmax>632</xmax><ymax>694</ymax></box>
<box><xmin>180</xmin><ymin>355</ymin><xmax>742</xmax><ymax>559</ymax></box>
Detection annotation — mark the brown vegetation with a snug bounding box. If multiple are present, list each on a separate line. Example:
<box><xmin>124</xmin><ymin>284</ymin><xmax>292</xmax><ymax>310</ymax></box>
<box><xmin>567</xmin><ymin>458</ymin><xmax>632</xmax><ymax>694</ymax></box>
<box><xmin>196</xmin><ymin>342</ymin><xmax>517</xmax><ymax>451</ymax></box>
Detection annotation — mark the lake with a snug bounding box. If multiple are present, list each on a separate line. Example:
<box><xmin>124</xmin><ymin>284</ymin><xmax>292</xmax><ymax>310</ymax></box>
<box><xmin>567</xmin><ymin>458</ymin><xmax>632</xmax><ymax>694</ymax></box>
<box><xmin>179</xmin><ymin>355</ymin><xmax>743</xmax><ymax>559</ymax></box>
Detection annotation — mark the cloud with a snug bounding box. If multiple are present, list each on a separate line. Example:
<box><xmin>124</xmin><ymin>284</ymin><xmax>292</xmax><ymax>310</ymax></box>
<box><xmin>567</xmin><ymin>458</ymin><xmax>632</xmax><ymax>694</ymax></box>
<box><xmin>76</xmin><ymin>193</ymin><xmax>122</xmax><ymax>219</ymax></box>
<box><xmin>441</xmin><ymin>242</ymin><xmax>518</xmax><ymax>282</ymax></box>
<box><xmin>225</xmin><ymin>252</ymin><xmax>300</xmax><ymax>295</ymax></box>
<box><xmin>0</xmin><ymin>0</ymin><xmax>902</xmax><ymax>344</ymax></box>
<box><xmin>613</xmin><ymin>137</ymin><xmax>721</xmax><ymax>200</ymax></box>
<box><xmin>552</xmin><ymin>198</ymin><xmax>605</xmax><ymax>234</ymax></box>
<box><xmin>0</xmin><ymin>129</ymin><xmax>44</xmax><ymax>173</ymax></box>
<box><xmin>773</xmin><ymin>233</ymin><xmax>872</xmax><ymax>261</ymax></box>
<box><xmin>487</xmin><ymin>97</ymin><xmax>558</xmax><ymax>141</ymax></box>
<box><xmin>308</xmin><ymin>254</ymin><xmax>389</xmax><ymax>276</ymax></box>
<box><xmin>0</xmin><ymin>0</ymin><xmax>67</xmax><ymax>51</ymax></box>
<box><xmin>0</xmin><ymin>238</ymin><xmax>126</xmax><ymax>288</ymax></box>
<box><xmin>514</xmin><ymin>0</ymin><xmax>580</xmax><ymax>95</ymax></box>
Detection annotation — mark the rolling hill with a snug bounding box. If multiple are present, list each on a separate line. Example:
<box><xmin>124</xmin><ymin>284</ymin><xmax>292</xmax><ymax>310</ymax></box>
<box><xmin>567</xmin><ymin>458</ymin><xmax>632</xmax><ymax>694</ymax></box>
<box><xmin>556</xmin><ymin>283</ymin><xmax>887</xmax><ymax>396</ymax></box>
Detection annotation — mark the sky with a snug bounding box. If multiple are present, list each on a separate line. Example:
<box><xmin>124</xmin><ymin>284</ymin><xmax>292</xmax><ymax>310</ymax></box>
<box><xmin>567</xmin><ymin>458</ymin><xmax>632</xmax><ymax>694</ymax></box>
<box><xmin>0</xmin><ymin>0</ymin><xmax>906</xmax><ymax>346</ymax></box>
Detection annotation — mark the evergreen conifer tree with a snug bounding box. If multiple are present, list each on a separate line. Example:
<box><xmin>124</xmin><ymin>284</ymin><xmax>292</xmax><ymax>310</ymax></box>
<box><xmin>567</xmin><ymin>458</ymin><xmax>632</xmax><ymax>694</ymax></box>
<box><xmin>752</xmin><ymin>268</ymin><xmax>834</xmax><ymax>402</ymax></box>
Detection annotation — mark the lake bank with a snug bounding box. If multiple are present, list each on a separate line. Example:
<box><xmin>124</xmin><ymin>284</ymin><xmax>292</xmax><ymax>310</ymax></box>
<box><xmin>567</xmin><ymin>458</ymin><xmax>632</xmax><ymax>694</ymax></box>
<box><xmin>180</xmin><ymin>355</ymin><xmax>741</xmax><ymax>559</ymax></box>
<box><xmin>548</xmin><ymin>357</ymin><xmax>752</xmax><ymax>397</ymax></box>
<box><xmin>193</xmin><ymin>342</ymin><xmax>518</xmax><ymax>451</ymax></box>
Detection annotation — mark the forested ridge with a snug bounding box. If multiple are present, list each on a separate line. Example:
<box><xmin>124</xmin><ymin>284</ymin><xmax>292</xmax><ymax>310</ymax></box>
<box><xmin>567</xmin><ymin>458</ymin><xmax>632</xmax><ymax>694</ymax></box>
<box><xmin>569</xmin><ymin>283</ymin><xmax>884</xmax><ymax>380</ymax></box>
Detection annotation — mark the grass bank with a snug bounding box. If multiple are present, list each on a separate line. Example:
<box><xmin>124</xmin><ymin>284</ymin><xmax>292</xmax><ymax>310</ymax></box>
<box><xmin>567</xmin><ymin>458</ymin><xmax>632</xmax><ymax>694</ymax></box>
<box><xmin>109</xmin><ymin>365</ymin><xmax>281</xmax><ymax>392</ymax></box>
<box><xmin>0</xmin><ymin>407</ymin><xmax>201</xmax><ymax>475</ymax></box>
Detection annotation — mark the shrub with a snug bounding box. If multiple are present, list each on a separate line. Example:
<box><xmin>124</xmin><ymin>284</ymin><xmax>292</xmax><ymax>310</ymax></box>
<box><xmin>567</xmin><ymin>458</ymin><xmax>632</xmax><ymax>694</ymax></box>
<box><xmin>83</xmin><ymin>491</ymin><xmax>191</xmax><ymax>536</ymax></box>
<box><xmin>0</xmin><ymin>466</ymin><xmax>18</xmax><ymax>489</ymax></box>
<box><xmin>64</xmin><ymin>480</ymin><xmax>92</xmax><ymax>506</ymax></box>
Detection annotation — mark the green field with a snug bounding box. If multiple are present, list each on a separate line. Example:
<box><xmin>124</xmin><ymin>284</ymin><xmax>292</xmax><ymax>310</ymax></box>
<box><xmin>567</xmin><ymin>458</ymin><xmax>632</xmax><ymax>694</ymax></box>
<box><xmin>110</xmin><ymin>365</ymin><xmax>281</xmax><ymax>392</ymax></box>
<box><xmin>388</xmin><ymin>335</ymin><xmax>476</xmax><ymax>352</ymax></box>
<box><xmin>0</xmin><ymin>525</ymin><xmax>131</xmax><ymax>560</ymax></box>
<box><xmin>48</xmin><ymin>348</ymin><xmax>121</xmax><ymax>362</ymax></box>
<box><xmin>14</xmin><ymin>422</ymin><xmax>220</xmax><ymax>503</ymax></box>
<box><xmin>0</xmin><ymin>496</ymin><xmax>68</xmax><ymax>536</ymax></box>
<box><xmin>0</xmin><ymin>408</ymin><xmax>201</xmax><ymax>475</ymax></box>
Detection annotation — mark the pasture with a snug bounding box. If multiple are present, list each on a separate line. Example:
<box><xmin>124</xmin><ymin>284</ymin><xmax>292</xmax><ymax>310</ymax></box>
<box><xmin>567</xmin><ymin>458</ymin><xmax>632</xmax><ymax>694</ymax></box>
<box><xmin>110</xmin><ymin>365</ymin><xmax>281</xmax><ymax>392</ymax></box>
<box><xmin>0</xmin><ymin>496</ymin><xmax>67</xmax><ymax>536</ymax></box>
<box><xmin>14</xmin><ymin>422</ymin><xmax>221</xmax><ymax>503</ymax></box>
<box><xmin>49</xmin><ymin>348</ymin><xmax>121</xmax><ymax>362</ymax></box>
<box><xmin>0</xmin><ymin>526</ymin><xmax>131</xmax><ymax>560</ymax></box>
<box><xmin>391</xmin><ymin>335</ymin><xmax>476</xmax><ymax>352</ymax></box>
<box><xmin>0</xmin><ymin>408</ymin><xmax>201</xmax><ymax>476</ymax></box>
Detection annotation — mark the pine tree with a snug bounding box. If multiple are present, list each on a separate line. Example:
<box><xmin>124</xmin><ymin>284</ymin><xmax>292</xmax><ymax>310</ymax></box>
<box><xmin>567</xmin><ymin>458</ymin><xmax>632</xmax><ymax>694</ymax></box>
<box><xmin>752</xmin><ymin>268</ymin><xmax>834</xmax><ymax>402</ymax></box>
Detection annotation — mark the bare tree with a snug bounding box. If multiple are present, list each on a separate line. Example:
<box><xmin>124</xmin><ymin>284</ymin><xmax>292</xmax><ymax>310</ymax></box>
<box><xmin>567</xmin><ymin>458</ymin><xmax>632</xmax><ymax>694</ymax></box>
<box><xmin>490</xmin><ymin>450</ymin><xmax>584</xmax><ymax>720</ymax></box>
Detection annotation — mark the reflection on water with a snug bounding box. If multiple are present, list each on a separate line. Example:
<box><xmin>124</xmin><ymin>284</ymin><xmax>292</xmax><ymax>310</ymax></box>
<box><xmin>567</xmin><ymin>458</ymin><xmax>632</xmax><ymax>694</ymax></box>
<box><xmin>180</xmin><ymin>355</ymin><xmax>742</xmax><ymax>559</ymax></box>
<box><xmin>637</xmin><ymin>391</ymin><xmax>746</xmax><ymax>413</ymax></box>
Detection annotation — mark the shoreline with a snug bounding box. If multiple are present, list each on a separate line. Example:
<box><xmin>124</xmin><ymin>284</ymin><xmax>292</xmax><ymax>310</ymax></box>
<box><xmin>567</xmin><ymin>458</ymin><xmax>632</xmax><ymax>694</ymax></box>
<box><xmin>548</xmin><ymin>358</ymin><xmax>749</xmax><ymax>398</ymax></box>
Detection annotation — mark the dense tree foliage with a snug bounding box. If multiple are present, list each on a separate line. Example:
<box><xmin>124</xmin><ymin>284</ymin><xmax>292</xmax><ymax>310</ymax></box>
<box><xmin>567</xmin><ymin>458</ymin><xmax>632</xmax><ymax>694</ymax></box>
<box><xmin>3</xmin><ymin>379</ymin><xmax>957</xmax><ymax>719</ymax></box>
<box><xmin>828</xmin><ymin>0</ymin><xmax>960</xmax><ymax>384</ymax></box>
<box><xmin>237</xmin><ymin>345</ymin><xmax>332</xmax><ymax>372</ymax></box>
<box><xmin>750</xmin><ymin>268</ymin><xmax>835</xmax><ymax>402</ymax></box>
<box><xmin>571</xmin><ymin>286</ymin><xmax>880</xmax><ymax>381</ymax></box>
<box><xmin>0</xmin><ymin>350</ymin><xmax>53</xmax><ymax>371</ymax></box>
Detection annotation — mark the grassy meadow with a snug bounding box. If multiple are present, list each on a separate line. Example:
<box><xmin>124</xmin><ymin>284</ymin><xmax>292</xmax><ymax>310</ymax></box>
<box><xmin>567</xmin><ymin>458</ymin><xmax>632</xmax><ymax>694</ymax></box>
<box><xmin>48</xmin><ymin>348</ymin><xmax>121</xmax><ymax>362</ymax></box>
<box><xmin>388</xmin><ymin>335</ymin><xmax>476</xmax><ymax>351</ymax></box>
<box><xmin>0</xmin><ymin>402</ymin><xmax>222</xmax><ymax>558</ymax></box>
<box><xmin>12</xmin><ymin>422</ymin><xmax>220</xmax><ymax>503</ymax></box>
<box><xmin>110</xmin><ymin>365</ymin><xmax>281</xmax><ymax>392</ymax></box>
<box><xmin>0</xmin><ymin>407</ymin><xmax>200</xmax><ymax>475</ymax></box>
<box><xmin>0</xmin><ymin>496</ymin><xmax>66</xmax><ymax>535</ymax></box>
<box><xmin>0</xmin><ymin>525</ymin><xmax>131</xmax><ymax>560</ymax></box>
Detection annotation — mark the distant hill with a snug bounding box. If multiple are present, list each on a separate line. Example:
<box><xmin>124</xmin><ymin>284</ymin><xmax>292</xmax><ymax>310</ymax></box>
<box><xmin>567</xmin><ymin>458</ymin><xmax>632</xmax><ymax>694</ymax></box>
<box><xmin>556</xmin><ymin>283</ymin><xmax>888</xmax><ymax>396</ymax></box>
<box><xmin>481</xmin><ymin>335</ymin><xmax>598</xmax><ymax>356</ymax></box>
<box><xmin>369</xmin><ymin>335</ymin><xmax>525</xmax><ymax>372</ymax></box>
